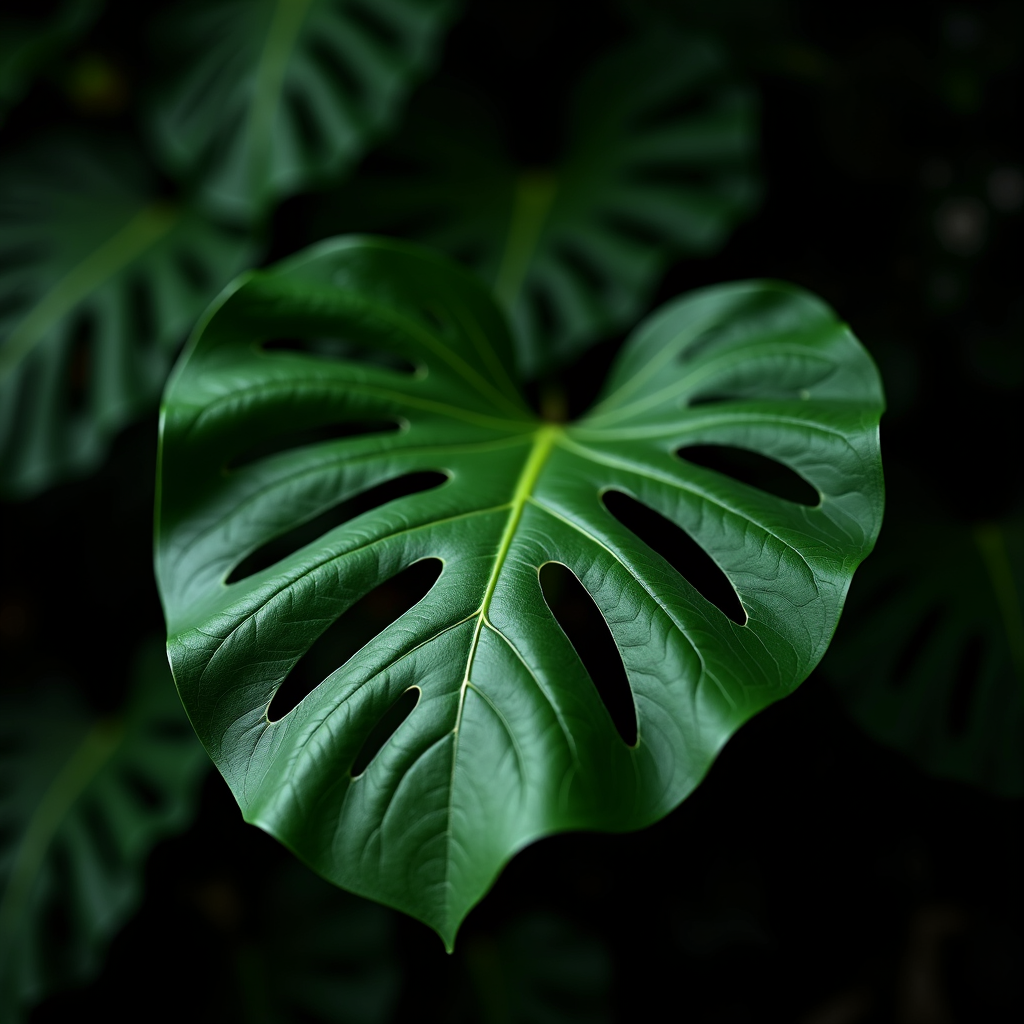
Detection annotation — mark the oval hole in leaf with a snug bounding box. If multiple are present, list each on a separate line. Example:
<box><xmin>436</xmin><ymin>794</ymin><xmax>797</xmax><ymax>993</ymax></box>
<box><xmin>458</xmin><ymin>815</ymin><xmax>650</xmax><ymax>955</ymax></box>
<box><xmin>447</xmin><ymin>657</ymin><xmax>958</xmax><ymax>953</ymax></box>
<box><xmin>890</xmin><ymin>606</ymin><xmax>943</xmax><ymax>690</ymax></box>
<box><xmin>175</xmin><ymin>249</ymin><xmax>211</xmax><ymax>290</ymax></box>
<box><xmin>226</xmin><ymin>471</ymin><xmax>446</xmax><ymax>583</ymax></box>
<box><xmin>268</xmin><ymin>559</ymin><xmax>443</xmax><ymax>721</ymax></box>
<box><xmin>351</xmin><ymin>687</ymin><xmax>420</xmax><ymax>777</ymax></box>
<box><xmin>600</xmin><ymin>210</ymin><xmax>665</xmax><ymax>249</ymax></box>
<box><xmin>551</xmin><ymin>241</ymin><xmax>607</xmax><ymax>293</ymax></box>
<box><xmin>948</xmin><ymin>633</ymin><xmax>985</xmax><ymax>737</ymax></box>
<box><xmin>80</xmin><ymin>798</ymin><xmax>120</xmax><ymax>869</ymax></box>
<box><xmin>346</xmin><ymin>0</ymin><xmax>403</xmax><ymax>49</ymax></box>
<box><xmin>121</xmin><ymin>766</ymin><xmax>166</xmax><ymax>812</ymax></box>
<box><xmin>65</xmin><ymin>312</ymin><xmax>93</xmax><ymax>415</ymax></box>
<box><xmin>602</xmin><ymin>490</ymin><xmax>745</xmax><ymax>625</ymax></box>
<box><xmin>289</xmin><ymin>90</ymin><xmax>327</xmax><ymax>159</ymax></box>
<box><xmin>677</xmin><ymin>445</ymin><xmax>819</xmax><ymax>506</ymax></box>
<box><xmin>539</xmin><ymin>562</ymin><xmax>637</xmax><ymax>746</ymax></box>
<box><xmin>262</xmin><ymin>336</ymin><xmax>415</xmax><ymax>375</ymax></box>
<box><xmin>226</xmin><ymin>419</ymin><xmax>400</xmax><ymax>470</ymax></box>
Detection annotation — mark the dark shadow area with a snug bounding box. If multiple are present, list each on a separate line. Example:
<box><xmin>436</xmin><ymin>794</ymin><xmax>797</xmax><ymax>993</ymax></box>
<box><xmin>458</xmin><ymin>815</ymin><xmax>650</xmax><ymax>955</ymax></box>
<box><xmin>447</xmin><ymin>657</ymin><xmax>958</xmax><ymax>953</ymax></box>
<box><xmin>267</xmin><ymin>559</ymin><xmax>442</xmax><ymax>720</ymax></box>
<box><xmin>351</xmin><ymin>687</ymin><xmax>421</xmax><ymax>777</ymax></box>
<box><xmin>226</xmin><ymin>472</ymin><xmax>447</xmax><ymax>583</ymax></box>
<box><xmin>602</xmin><ymin>489</ymin><xmax>746</xmax><ymax>624</ymax></box>
<box><xmin>539</xmin><ymin>561</ymin><xmax>637</xmax><ymax>745</ymax></box>
<box><xmin>677</xmin><ymin>444</ymin><xmax>819</xmax><ymax>505</ymax></box>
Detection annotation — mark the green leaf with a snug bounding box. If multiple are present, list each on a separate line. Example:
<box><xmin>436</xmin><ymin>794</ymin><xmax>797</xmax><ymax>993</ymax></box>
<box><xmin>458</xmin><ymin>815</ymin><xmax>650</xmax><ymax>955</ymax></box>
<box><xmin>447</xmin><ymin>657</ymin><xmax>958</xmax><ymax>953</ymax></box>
<box><xmin>327</xmin><ymin>31</ymin><xmax>759</xmax><ymax>376</ymax></box>
<box><xmin>148</xmin><ymin>0</ymin><xmax>459</xmax><ymax>223</ymax></box>
<box><xmin>0</xmin><ymin>641</ymin><xmax>210</xmax><ymax>1022</ymax></box>
<box><xmin>155</xmin><ymin>236</ymin><xmax>883</xmax><ymax>949</ymax></box>
<box><xmin>825</xmin><ymin>497</ymin><xmax>1023</xmax><ymax>797</ymax></box>
<box><xmin>0</xmin><ymin>135</ymin><xmax>254</xmax><ymax>498</ymax></box>
<box><xmin>0</xmin><ymin>0</ymin><xmax>102</xmax><ymax>124</ymax></box>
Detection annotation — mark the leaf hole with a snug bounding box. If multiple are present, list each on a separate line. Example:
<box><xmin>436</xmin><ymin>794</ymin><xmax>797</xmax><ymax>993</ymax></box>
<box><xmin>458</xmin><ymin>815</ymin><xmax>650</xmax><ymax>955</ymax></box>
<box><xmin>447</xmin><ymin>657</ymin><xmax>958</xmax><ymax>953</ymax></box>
<box><xmin>65</xmin><ymin>312</ymin><xmax>94</xmax><ymax>415</ymax></box>
<box><xmin>948</xmin><ymin>633</ymin><xmax>985</xmax><ymax>737</ymax></box>
<box><xmin>80</xmin><ymin>797</ymin><xmax>121</xmax><ymax>869</ymax></box>
<box><xmin>226</xmin><ymin>471</ymin><xmax>447</xmax><ymax>584</ymax></box>
<box><xmin>602</xmin><ymin>490</ymin><xmax>746</xmax><ymax>624</ymax></box>
<box><xmin>128</xmin><ymin>276</ymin><xmax>156</xmax><ymax>347</ymax></box>
<box><xmin>677</xmin><ymin>445</ymin><xmax>819</xmax><ymax>506</ymax></box>
<box><xmin>527</xmin><ymin>282</ymin><xmax>560</xmax><ymax>342</ymax></box>
<box><xmin>550</xmin><ymin>241</ymin><xmax>609</xmax><ymax>294</ymax></box>
<box><xmin>890</xmin><ymin>606</ymin><xmax>943</xmax><ymax>689</ymax></box>
<box><xmin>262</xmin><ymin>336</ymin><xmax>416</xmax><ymax>375</ymax></box>
<box><xmin>174</xmin><ymin>249</ymin><xmax>211</xmax><ymax>290</ymax></box>
<box><xmin>351</xmin><ymin>687</ymin><xmax>420</xmax><ymax>777</ymax></box>
<box><xmin>539</xmin><ymin>562</ymin><xmax>637</xmax><ymax>746</ymax></box>
<box><xmin>345</xmin><ymin>1</ymin><xmax>404</xmax><ymax>51</ymax></box>
<box><xmin>121</xmin><ymin>767</ymin><xmax>166</xmax><ymax>812</ymax></box>
<box><xmin>268</xmin><ymin>559</ymin><xmax>442</xmax><ymax>721</ymax></box>
<box><xmin>226</xmin><ymin>419</ymin><xmax>400</xmax><ymax>470</ymax></box>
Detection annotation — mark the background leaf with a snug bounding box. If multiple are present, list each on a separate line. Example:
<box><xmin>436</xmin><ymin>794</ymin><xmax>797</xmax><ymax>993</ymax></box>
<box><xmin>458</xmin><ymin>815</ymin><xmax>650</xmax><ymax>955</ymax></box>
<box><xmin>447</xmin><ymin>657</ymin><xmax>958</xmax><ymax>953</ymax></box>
<box><xmin>0</xmin><ymin>639</ymin><xmax>210</xmax><ymax>1022</ymax></box>
<box><xmin>325</xmin><ymin>30</ymin><xmax>759</xmax><ymax>376</ymax></box>
<box><xmin>0</xmin><ymin>134</ymin><xmax>254</xmax><ymax>498</ymax></box>
<box><xmin>825</xmin><ymin>494</ymin><xmax>1024</xmax><ymax>798</ymax></box>
<box><xmin>148</xmin><ymin>0</ymin><xmax>459</xmax><ymax>223</ymax></box>
<box><xmin>155</xmin><ymin>236</ymin><xmax>883</xmax><ymax>948</ymax></box>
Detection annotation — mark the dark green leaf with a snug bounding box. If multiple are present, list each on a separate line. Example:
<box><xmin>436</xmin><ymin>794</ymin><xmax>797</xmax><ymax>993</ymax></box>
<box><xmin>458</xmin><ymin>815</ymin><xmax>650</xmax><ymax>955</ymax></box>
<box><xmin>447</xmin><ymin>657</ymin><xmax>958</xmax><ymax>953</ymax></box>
<box><xmin>148</xmin><ymin>0</ymin><xmax>459</xmax><ymax>222</ymax></box>
<box><xmin>0</xmin><ymin>135</ymin><xmax>254</xmax><ymax>497</ymax></box>
<box><xmin>825</xmin><ymin>498</ymin><xmax>1023</xmax><ymax>797</ymax></box>
<box><xmin>155</xmin><ymin>236</ymin><xmax>883</xmax><ymax>948</ymax></box>
<box><xmin>327</xmin><ymin>31</ymin><xmax>759</xmax><ymax>376</ymax></box>
<box><xmin>0</xmin><ymin>640</ymin><xmax>210</xmax><ymax>1022</ymax></box>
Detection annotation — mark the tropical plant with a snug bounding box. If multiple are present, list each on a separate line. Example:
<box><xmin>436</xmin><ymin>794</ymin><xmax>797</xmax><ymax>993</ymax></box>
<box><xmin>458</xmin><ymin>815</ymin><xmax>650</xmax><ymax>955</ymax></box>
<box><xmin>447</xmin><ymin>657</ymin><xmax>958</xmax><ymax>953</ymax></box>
<box><xmin>153</xmin><ymin>235</ymin><xmax>884</xmax><ymax>946</ymax></box>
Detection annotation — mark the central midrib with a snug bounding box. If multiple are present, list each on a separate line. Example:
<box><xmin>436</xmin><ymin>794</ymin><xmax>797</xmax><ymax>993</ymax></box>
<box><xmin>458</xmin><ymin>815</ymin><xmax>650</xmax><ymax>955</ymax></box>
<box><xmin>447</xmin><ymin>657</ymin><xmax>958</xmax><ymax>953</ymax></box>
<box><xmin>443</xmin><ymin>423</ymin><xmax>559</xmax><ymax>917</ymax></box>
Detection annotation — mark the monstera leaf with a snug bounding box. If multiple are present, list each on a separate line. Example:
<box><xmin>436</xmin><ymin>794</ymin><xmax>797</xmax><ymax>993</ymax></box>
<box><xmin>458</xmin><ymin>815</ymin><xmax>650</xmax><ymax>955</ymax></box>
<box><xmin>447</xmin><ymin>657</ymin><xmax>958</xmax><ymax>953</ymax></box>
<box><xmin>0</xmin><ymin>641</ymin><xmax>209</xmax><ymax>1022</ymax></box>
<box><xmin>155</xmin><ymin>236</ymin><xmax>883</xmax><ymax>948</ymax></box>
<box><xmin>0</xmin><ymin>135</ymin><xmax>253</xmax><ymax>497</ymax></box>
<box><xmin>149</xmin><ymin>0</ymin><xmax>458</xmax><ymax>222</ymax></box>
<box><xmin>825</xmin><ymin>493</ymin><xmax>1023</xmax><ymax>797</ymax></box>
<box><xmin>326</xmin><ymin>31</ymin><xmax>758</xmax><ymax>376</ymax></box>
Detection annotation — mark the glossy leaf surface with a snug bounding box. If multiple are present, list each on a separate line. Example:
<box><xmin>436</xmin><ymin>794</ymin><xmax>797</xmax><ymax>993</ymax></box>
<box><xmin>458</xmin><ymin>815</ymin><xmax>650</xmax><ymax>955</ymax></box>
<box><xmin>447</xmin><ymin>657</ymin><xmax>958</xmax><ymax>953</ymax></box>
<box><xmin>149</xmin><ymin>0</ymin><xmax>457</xmax><ymax>222</ymax></box>
<box><xmin>826</xmin><ymin>501</ymin><xmax>1023</xmax><ymax>797</ymax></box>
<box><xmin>328</xmin><ymin>31</ymin><xmax>758</xmax><ymax>376</ymax></box>
<box><xmin>0</xmin><ymin>136</ymin><xmax>253</xmax><ymax>497</ymax></box>
<box><xmin>0</xmin><ymin>642</ymin><xmax>209</xmax><ymax>1021</ymax></box>
<box><xmin>155</xmin><ymin>237</ymin><xmax>883</xmax><ymax>947</ymax></box>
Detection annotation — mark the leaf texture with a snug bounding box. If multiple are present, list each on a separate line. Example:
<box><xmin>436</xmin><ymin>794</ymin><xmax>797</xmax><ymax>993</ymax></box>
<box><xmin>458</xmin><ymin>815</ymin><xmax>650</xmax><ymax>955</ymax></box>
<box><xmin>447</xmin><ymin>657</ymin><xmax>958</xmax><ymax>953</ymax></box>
<box><xmin>148</xmin><ymin>0</ymin><xmax>458</xmax><ymax>222</ymax></box>
<box><xmin>155</xmin><ymin>237</ymin><xmax>884</xmax><ymax>947</ymax></box>
<box><xmin>0</xmin><ymin>136</ymin><xmax>253</xmax><ymax>497</ymax></box>
<box><xmin>326</xmin><ymin>31</ymin><xmax>759</xmax><ymax>376</ymax></box>
<box><xmin>0</xmin><ymin>642</ymin><xmax>209</xmax><ymax>1022</ymax></box>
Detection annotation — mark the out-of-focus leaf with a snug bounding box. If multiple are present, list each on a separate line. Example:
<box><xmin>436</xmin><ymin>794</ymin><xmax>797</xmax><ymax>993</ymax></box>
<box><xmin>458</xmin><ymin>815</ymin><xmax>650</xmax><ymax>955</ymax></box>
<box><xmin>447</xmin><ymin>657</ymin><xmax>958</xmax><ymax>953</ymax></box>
<box><xmin>155</xmin><ymin>236</ymin><xmax>883</xmax><ymax>947</ymax></box>
<box><xmin>327</xmin><ymin>31</ymin><xmax>759</xmax><ymax>376</ymax></box>
<box><xmin>463</xmin><ymin>913</ymin><xmax>611</xmax><ymax>1024</ymax></box>
<box><xmin>0</xmin><ymin>640</ymin><xmax>210</xmax><ymax>1022</ymax></box>
<box><xmin>148</xmin><ymin>0</ymin><xmax>459</xmax><ymax>223</ymax></box>
<box><xmin>0</xmin><ymin>0</ymin><xmax>102</xmax><ymax>123</ymax></box>
<box><xmin>242</xmin><ymin>861</ymin><xmax>400</xmax><ymax>1024</ymax></box>
<box><xmin>0</xmin><ymin>135</ymin><xmax>254</xmax><ymax>498</ymax></box>
<box><xmin>825</xmin><ymin>496</ymin><xmax>1023</xmax><ymax>797</ymax></box>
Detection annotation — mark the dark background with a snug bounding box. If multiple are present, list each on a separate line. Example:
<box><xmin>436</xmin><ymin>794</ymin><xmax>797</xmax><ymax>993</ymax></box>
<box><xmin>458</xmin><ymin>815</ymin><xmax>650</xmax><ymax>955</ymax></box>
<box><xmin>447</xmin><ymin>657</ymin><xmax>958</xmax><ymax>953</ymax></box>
<box><xmin>2</xmin><ymin>1</ymin><xmax>1020</xmax><ymax>1021</ymax></box>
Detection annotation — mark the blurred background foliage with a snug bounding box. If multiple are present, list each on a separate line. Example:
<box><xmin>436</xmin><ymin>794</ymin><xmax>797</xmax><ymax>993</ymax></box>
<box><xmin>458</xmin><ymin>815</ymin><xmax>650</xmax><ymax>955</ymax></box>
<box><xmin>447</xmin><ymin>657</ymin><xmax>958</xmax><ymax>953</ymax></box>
<box><xmin>0</xmin><ymin>0</ymin><xmax>1020</xmax><ymax>1021</ymax></box>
